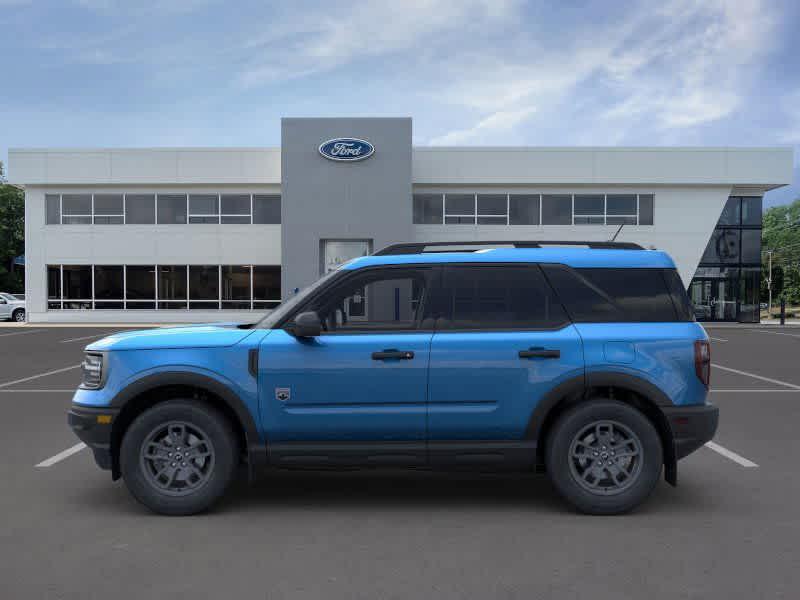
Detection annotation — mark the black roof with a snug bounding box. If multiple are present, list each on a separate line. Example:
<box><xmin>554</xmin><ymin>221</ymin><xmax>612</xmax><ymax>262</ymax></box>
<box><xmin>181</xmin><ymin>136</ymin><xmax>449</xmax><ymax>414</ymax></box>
<box><xmin>374</xmin><ymin>240</ymin><xmax>644</xmax><ymax>255</ymax></box>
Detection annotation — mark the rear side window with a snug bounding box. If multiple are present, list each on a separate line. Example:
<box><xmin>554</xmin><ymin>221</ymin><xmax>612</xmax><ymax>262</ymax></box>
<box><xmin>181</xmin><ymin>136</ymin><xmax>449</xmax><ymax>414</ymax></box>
<box><xmin>663</xmin><ymin>269</ymin><xmax>694</xmax><ymax>322</ymax></box>
<box><xmin>438</xmin><ymin>265</ymin><xmax>568</xmax><ymax>330</ymax></box>
<box><xmin>542</xmin><ymin>266</ymin><xmax>689</xmax><ymax>322</ymax></box>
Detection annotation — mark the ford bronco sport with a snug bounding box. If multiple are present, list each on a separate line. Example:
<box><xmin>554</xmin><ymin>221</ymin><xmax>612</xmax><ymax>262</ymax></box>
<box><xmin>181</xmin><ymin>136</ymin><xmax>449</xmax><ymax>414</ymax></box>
<box><xmin>68</xmin><ymin>241</ymin><xmax>718</xmax><ymax>515</ymax></box>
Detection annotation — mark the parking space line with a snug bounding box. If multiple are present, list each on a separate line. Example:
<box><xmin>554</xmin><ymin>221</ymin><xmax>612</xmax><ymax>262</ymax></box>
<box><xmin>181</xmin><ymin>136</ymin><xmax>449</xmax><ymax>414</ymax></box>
<box><xmin>708</xmin><ymin>336</ymin><xmax>728</xmax><ymax>342</ymax></box>
<box><xmin>0</xmin><ymin>389</ymin><xmax>76</xmax><ymax>393</ymax></box>
<box><xmin>704</xmin><ymin>441</ymin><xmax>758</xmax><ymax>468</ymax></box>
<box><xmin>712</xmin><ymin>363</ymin><xmax>800</xmax><ymax>390</ymax></box>
<box><xmin>746</xmin><ymin>329</ymin><xmax>800</xmax><ymax>339</ymax></box>
<box><xmin>59</xmin><ymin>333</ymin><xmax>110</xmax><ymax>343</ymax></box>
<box><xmin>0</xmin><ymin>364</ymin><xmax>82</xmax><ymax>389</ymax></box>
<box><xmin>0</xmin><ymin>329</ymin><xmax>43</xmax><ymax>338</ymax></box>
<box><xmin>35</xmin><ymin>443</ymin><xmax>86</xmax><ymax>468</ymax></box>
<box><xmin>711</xmin><ymin>389</ymin><xmax>800</xmax><ymax>393</ymax></box>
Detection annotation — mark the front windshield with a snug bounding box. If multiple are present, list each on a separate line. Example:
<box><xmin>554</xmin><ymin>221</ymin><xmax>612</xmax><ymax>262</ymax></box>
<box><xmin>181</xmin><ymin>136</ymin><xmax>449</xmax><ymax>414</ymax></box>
<box><xmin>256</xmin><ymin>269</ymin><xmax>340</xmax><ymax>329</ymax></box>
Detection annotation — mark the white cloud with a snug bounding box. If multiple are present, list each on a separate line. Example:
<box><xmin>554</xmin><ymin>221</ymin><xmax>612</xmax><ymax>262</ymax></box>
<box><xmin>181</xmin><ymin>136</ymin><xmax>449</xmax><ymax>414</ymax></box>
<box><xmin>429</xmin><ymin>107</ymin><xmax>536</xmax><ymax>145</ymax></box>
<box><xmin>237</xmin><ymin>0</ymin><xmax>519</xmax><ymax>88</ymax></box>
<box><xmin>428</xmin><ymin>0</ymin><xmax>779</xmax><ymax>144</ymax></box>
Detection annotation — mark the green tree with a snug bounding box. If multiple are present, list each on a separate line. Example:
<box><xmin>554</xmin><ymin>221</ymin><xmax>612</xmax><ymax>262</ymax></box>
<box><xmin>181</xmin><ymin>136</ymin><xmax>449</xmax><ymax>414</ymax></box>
<box><xmin>762</xmin><ymin>197</ymin><xmax>800</xmax><ymax>306</ymax></box>
<box><xmin>0</xmin><ymin>162</ymin><xmax>25</xmax><ymax>293</ymax></box>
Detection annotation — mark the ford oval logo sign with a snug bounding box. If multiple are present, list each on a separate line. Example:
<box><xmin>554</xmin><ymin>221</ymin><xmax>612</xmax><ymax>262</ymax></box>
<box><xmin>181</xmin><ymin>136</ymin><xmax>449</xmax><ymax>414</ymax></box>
<box><xmin>318</xmin><ymin>138</ymin><xmax>375</xmax><ymax>162</ymax></box>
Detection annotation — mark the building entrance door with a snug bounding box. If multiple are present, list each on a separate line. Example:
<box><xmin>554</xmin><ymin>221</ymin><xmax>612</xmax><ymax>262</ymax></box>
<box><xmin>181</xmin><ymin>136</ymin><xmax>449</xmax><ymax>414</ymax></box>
<box><xmin>320</xmin><ymin>239</ymin><xmax>373</xmax><ymax>322</ymax></box>
<box><xmin>689</xmin><ymin>278</ymin><xmax>738</xmax><ymax>321</ymax></box>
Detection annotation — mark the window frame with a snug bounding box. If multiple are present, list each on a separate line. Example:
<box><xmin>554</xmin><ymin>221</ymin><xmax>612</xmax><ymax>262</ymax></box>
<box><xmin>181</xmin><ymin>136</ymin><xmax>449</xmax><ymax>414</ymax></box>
<box><xmin>46</xmin><ymin>264</ymin><xmax>281</xmax><ymax>311</ymax></box>
<box><xmin>413</xmin><ymin>192</ymin><xmax>655</xmax><ymax>227</ymax></box>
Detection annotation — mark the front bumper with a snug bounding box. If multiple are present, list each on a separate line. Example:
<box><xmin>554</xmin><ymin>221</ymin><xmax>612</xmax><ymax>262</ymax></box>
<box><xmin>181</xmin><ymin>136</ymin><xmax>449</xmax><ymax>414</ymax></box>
<box><xmin>662</xmin><ymin>403</ymin><xmax>719</xmax><ymax>460</ymax></box>
<box><xmin>68</xmin><ymin>404</ymin><xmax>119</xmax><ymax>471</ymax></box>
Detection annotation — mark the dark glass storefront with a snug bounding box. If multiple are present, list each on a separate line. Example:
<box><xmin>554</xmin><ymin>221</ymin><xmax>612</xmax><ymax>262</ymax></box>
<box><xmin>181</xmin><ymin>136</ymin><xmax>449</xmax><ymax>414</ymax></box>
<box><xmin>689</xmin><ymin>197</ymin><xmax>762</xmax><ymax>322</ymax></box>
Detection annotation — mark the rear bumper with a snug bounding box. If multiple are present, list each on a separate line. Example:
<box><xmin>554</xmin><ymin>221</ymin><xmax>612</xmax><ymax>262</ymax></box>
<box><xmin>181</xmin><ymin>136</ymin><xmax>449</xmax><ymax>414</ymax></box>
<box><xmin>662</xmin><ymin>403</ymin><xmax>719</xmax><ymax>460</ymax></box>
<box><xmin>68</xmin><ymin>404</ymin><xmax>119</xmax><ymax>471</ymax></box>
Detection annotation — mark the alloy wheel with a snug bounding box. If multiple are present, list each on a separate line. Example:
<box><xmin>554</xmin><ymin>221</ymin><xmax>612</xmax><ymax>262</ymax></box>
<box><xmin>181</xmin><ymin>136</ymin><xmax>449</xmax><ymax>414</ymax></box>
<box><xmin>139</xmin><ymin>421</ymin><xmax>216</xmax><ymax>496</ymax></box>
<box><xmin>567</xmin><ymin>420</ymin><xmax>643</xmax><ymax>495</ymax></box>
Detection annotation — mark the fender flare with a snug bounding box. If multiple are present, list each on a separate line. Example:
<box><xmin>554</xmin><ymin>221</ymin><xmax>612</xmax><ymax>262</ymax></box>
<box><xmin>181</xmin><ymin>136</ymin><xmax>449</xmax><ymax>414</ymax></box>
<box><xmin>109</xmin><ymin>371</ymin><xmax>266</xmax><ymax>479</ymax></box>
<box><xmin>526</xmin><ymin>371</ymin><xmax>677</xmax><ymax>485</ymax></box>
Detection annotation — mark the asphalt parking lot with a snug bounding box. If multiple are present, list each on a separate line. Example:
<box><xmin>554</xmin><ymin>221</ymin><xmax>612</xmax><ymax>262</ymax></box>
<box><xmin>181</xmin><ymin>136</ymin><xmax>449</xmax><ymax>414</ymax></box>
<box><xmin>1</xmin><ymin>324</ymin><xmax>799</xmax><ymax>599</ymax></box>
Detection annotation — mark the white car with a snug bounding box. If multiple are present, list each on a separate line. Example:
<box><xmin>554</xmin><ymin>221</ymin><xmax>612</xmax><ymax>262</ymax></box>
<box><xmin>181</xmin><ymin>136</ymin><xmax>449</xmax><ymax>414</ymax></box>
<box><xmin>0</xmin><ymin>293</ymin><xmax>26</xmax><ymax>322</ymax></box>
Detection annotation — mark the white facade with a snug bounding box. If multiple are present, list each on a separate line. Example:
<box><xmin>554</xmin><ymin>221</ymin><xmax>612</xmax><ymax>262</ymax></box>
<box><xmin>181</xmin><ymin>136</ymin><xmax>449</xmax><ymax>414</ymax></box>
<box><xmin>9</xmin><ymin>136</ymin><xmax>794</xmax><ymax>324</ymax></box>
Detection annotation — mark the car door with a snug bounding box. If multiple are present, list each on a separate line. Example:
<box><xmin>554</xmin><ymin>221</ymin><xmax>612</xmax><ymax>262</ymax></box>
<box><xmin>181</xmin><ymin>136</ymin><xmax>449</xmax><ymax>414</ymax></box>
<box><xmin>0</xmin><ymin>296</ymin><xmax>10</xmax><ymax>319</ymax></box>
<box><xmin>427</xmin><ymin>264</ymin><xmax>584</xmax><ymax>465</ymax></box>
<box><xmin>259</xmin><ymin>265</ymin><xmax>435</xmax><ymax>464</ymax></box>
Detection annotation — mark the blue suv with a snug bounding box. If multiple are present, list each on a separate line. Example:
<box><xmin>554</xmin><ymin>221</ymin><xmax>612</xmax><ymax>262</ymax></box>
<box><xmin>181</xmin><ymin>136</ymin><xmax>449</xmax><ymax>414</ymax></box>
<box><xmin>68</xmin><ymin>241</ymin><xmax>718</xmax><ymax>515</ymax></box>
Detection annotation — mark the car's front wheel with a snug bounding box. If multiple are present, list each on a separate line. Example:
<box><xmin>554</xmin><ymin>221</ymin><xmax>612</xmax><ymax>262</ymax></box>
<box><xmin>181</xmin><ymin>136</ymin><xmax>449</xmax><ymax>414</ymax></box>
<box><xmin>120</xmin><ymin>400</ymin><xmax>238</xmax><ymax>515</ymax></box>
<box><xmin>545</xmin><ymin>400</ymin><xmax>663</xmax><ymax>515</ymax></box>
<box><xmin>12</xmin><ymin>308</ymin><xmax>25</xmax><ymax>322</ymax></box>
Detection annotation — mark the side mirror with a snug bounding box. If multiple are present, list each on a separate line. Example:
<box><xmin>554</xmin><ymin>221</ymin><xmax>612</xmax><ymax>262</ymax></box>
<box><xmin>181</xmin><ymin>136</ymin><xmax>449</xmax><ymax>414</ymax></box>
<box><xmin>290</xmin><ymin>311</ymin><xmax>322</xmax><ymax>338</ymax></box>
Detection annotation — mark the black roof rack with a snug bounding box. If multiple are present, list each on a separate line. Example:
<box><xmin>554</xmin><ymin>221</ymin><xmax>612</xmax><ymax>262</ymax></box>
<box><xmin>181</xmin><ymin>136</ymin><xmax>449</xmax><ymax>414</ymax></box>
<box><xmin>374</xmin><ymin>240</ymin><xmax>644</xmax><ymax>255</ymax></box>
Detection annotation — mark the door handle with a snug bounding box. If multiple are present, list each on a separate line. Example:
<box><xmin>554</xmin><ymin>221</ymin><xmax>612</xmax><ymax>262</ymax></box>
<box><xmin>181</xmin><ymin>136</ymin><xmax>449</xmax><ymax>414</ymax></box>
<box><xmin>372</xmin><ymin>349</ymin><xmax>415</xmax><ymax>360</ymax></box>
<box><xmin>519</xmin><ymin>347</ymin><xmax>560</xmax><ymax>359</ymax></box>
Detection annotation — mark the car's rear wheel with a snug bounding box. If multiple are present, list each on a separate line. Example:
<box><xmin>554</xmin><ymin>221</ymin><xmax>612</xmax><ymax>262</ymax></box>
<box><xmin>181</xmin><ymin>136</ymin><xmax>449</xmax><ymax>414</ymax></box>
<box><xmin>120</xmin><ymin>400</ymin><xmax>238</xmax><ymax>515</ymax></box>
<box><xmin>12</xmin><ymin>308</ymin><xmax>25</xmax><ymax>322</ymax></box>
<box><xmin>545</xmin><ymin>400</ymin><xmax>662</xmax><ymax>515</ymax></box>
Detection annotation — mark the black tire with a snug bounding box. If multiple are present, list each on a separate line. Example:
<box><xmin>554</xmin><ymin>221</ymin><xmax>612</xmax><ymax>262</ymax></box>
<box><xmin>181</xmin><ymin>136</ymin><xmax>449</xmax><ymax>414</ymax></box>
<box><xmin>12</xmin><ymin>309</ymin><xmax>25</xmax><ymax>322</ymax></box>
<box><xmin>545</xmin><ymin>400</ymin><xmax>663</xmax><ymax>515</ymax></box>
<box><xmin>120</xmin><ymin>400</ymin><xmax>238</xmax><ymax>516</ymax></box>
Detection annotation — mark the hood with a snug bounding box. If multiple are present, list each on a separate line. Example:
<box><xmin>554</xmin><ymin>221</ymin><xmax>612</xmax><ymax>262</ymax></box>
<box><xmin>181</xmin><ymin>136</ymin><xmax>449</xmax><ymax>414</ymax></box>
<box><xmin>86</xmin><ymin>322</ymin><xmax>257</xmax><ymax>351</ymax></box>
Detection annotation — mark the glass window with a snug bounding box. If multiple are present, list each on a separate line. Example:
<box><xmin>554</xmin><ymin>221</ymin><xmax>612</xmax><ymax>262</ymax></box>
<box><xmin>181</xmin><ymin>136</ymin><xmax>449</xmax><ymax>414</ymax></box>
<box><xmin>413</xmin><ymin>194</ymin><xmax>443</xmax><ymax>224</ymax></box>
<box><xmin>741</xmin><ymin>197</ymin><xmax>762</xmax><ymax>226</ymax></box>
<box><xmin>253</xmin><ymin>194</ymin><xmax>281</xmax><ymax>224</ymax></box>
<box><xmin>477</xmin><ymin>194</ymin><xmax>507</xmax><ymax>224</ymax></box>
<box><xmin>438</xmin><ymin>266</ymin><xmax>566</xmax><ymax>330</ymax></box>
<box><xmin>189</xmin><ymin>194</ymin><xmax>219</xmax><ymax>224</ymax></box>
<box><xmin>573</xmin><ymin>195</ymin><xmax>604</xmax><ymax>224</ymax></box>
<box><xmin>663</xmin><ymin>269</ymin><xmax>694</xmax><ymax>322</ymax></box>
<box><xmin>157</xmin><ymin>194</ymin><xmax>187</xmax><ymax>224</ymax></box>
<box><xmin>158</xmin><ymin>265</ymin><xmax>187</xmax><ymax>309</ymax></box>
<box><xmin>740</xmin><ymin>229</ymin><xmax>761</xmax><ymax>263</ymax></box>
<box><xmin>701</xmin><ymin>229</ymin><xmax>741</xmax><ymax>263</ymax></box>
<box><xmin>62</xmin><ymin>266</ymin><xmax>92</xmax><ymax>309</ymax></box>
<box><xmin>738</xmin><ymin>267</ymin><xmax>760</xmax><ymax>323</ymax></box>
<box><xmin>638</xmin><ymin>194</ymin><xmax>654</xmax><ymax>225</ymax></box>
<box><xmin>47</xmin><ymin>266</ymin><xmax>61</xmax><ymax>308</ymax></box>
<box><xmin>321</xmin><ymin>240</ymin><xmax>372</xmax><ymax>275</ymax></box>
<box><xmin>93</xmin><ymin>266</ymin><xmax>123</xmax><ymax>300</ymax></box>
<box><xmin>62</xmin><ymin>194</ymin><xmax>92</xmax><ymax>224</ymax></box>
<box><xmin>717</xmin><ymin>197</ymin><xmax>741</xmax><ymax>226</ymax></box>
<box><xmin>93</xmin><ymin>194</ymin><xmax>124</xmax><ymax>224</ymax></box>
<box><xmin>46</xmin><ymin>194</ymin><xmax>61</xmax><ymax>224</ymax></box>
<box><xmin>125</xmin><ymin>194</ymin><xmax>155</xmax><ymax>224</ymax></box>
<box><xmin>509</xmin><ymin>194</ymin><xmax>540</xmax><ymax>225</ymax></box>
<box><xmin>606</xmin><ymin>195</ymin><xmax>636</xmax><ymax>215</ymax></box>
<box><xmin>445</xmin><ymin>194</ymin><xmax>475</xmax><ymax>224</ymax></box>
<box><xmin>221</xmin><ymin>194</ymin><xmax>251</xmax><ymax>224</ymax></box>
<box><xmin>544</xmin><ymin>266</ymin><xmax>681</xmax><ymax>322</ymax></box>
<box><xmin>189</xmin><ymin>265</ymin><xmax>219</xmax><ymax>308</ymax></box>
<box><xmin>541</xmin><ymin>195</ymin><xmax>571</xmax><ymax>225</ymax></box>
<box><xmin>222</xmin><ymin>265</ymin><xmax>251</xmax><ymax>309</ymax></box>
<box><xmin>126</xmin><ymin>265</ymin><xmax>155</xmax><ymax>301</ymax></box>
<box><xmin>305</xmin><ymin>268</ymin><xmax>429</xmax><ymax>332</ymax></box>
<box><xmin>253</xmin><ymin>266</ymin><xmax>281</xmax><ymax>309</ymax></box>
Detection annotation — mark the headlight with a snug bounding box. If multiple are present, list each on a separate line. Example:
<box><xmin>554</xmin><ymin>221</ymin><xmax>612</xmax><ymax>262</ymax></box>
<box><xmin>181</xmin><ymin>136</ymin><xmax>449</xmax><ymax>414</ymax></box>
<box><xmin>81</xmin><ymin>353</ymin><xmax>104</xmax><ymax>389</ymax></box>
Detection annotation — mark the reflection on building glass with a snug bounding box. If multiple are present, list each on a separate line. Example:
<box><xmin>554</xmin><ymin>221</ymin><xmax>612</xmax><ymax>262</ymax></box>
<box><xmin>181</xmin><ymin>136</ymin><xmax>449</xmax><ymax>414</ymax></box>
<box><xmin>689</xmin><ymin>197</ymin><xmax>762</xmax><ymax>322</ymax></box>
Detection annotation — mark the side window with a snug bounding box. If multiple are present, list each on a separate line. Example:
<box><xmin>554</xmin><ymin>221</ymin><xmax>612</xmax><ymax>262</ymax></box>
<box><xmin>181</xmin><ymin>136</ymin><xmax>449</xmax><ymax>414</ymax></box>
<box><xmin>304</xmin><ymin>268</ymin><xmax>430</xmax><ymax>332</ymax></box>
<box><xmin>438</xmin><ymin>265</ymin><xmax>567</xmax><ymax>330</ymax></box>
<box><xmin>543</xmin><ymin>265</ymin><xmax>681</xmax><ymax>322</ymax></box>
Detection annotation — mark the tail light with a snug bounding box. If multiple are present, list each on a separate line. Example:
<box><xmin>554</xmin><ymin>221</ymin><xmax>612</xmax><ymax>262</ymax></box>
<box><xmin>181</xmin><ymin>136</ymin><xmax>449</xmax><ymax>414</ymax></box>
<box><xmin>694</xmin><ymin>340</ymin><xmax>710</xmax><ymax>387</ymax></box>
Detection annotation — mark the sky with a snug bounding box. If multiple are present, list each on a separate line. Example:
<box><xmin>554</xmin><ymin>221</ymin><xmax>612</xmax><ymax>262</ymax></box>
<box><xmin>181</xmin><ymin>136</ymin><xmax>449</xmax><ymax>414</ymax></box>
<box><xmin>1</xmin><ymin>0</ymin><xmax>798</xmax><ymax>207</ymax></box>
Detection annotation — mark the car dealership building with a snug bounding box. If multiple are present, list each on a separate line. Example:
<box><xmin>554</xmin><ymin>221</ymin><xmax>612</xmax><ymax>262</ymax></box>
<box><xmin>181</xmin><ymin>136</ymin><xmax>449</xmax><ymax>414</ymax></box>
<box><xmin>8</xmin><ymin>117</ymin><xmax>794</xmax><ymax>324</ymax></box>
